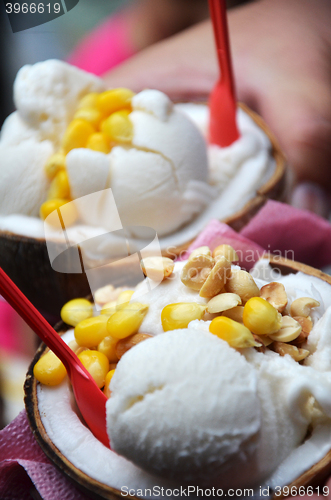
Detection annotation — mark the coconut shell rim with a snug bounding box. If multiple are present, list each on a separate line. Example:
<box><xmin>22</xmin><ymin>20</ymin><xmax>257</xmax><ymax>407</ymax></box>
<box><xmin>24</xmin><ymin>256</ymin><xmax>331</xmax><ymax>499</ymax></box>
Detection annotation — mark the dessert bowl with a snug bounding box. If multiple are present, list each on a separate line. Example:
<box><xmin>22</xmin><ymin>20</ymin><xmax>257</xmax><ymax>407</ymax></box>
<box><xmin>24</xmin><ymin>254</ymin><xmax>331</xmax><ymax>499</ymax></box>
<box><xmin>0</xmin><ymin>60</ymin><xmax>286</xmax><ymax>315</ymax></box>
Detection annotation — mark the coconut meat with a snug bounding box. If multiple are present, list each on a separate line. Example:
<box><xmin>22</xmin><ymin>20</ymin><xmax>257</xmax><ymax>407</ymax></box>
<box><xmin>37</xmin><ymin>261</ymin><xmax>331</xmax><ymax>495</ymax></box>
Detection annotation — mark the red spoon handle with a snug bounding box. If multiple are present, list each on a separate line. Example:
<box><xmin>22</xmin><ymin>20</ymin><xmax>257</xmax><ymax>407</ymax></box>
<box><xmin>0</xmin><ymin>266</ymin><xmax>78</xmax><ymax>374</ymax></box>
<box><xmin>209</xmin><ymin>0</ymin><xmax>236</xmax><ymax>99</ymax></box>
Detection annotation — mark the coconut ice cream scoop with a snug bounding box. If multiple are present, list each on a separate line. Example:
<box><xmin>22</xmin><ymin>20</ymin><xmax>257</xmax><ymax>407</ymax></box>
<box><xmin>106</xmin><ymin>322</ymin><xmax>331</xmax><ymax>488</ymax></box>
<box><xmin>66</xmin><ymin>89</ymin><xmax>212</xmax><ymax>237</ymax></box>
<box><xmin>107</xmin><ymin>328</ymin><xmax>260</xmax><ymax>485</ymax></box>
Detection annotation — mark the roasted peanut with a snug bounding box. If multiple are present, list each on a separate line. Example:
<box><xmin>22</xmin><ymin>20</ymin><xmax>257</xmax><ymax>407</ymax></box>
<box><xmin>115</xmin><ymin>333</ymin><xmax>152</xmax><ymax>359</ymax></box>
<box><xmin>199</xmin><ymin>256</ymin><xmax>231</xmax><ymax>298</ymax></box>
<box><xmin>181</xmin><ymin>255</ymin><xmax>214</xmax><ymax>291</ymax></box>
<box><xmin>140</xmin><ymin>256</ymin><xmax>174</xmax><ymax>281</ymax></box>
<box><xmin>260</xmin><ymin>282</ymin><xmax>287</xmax><ymax>313</ymax></box>
<box><xmin>269</xmin><ymin>315</ymin><xmax>302</xmax><ymax>343</ymax></box>
<box><xmin>290</xmin><ymin>297</ymin><xmax>320</xmax><ymax>318</ymax></box>
<box><xmin>188</xmin><ymin>246</ymin><xmax>212</xmax><ymax>261</ymax></box>
<box><xmin>225</xmin><ymin>270</ymin><xmax>260</xmax><ymax>303</ymax></box>
<box><xmin>290</xmin><ymin>316</ymin><xmax>313</xmax><ymax>346</ymax></box>
<box><xmin>272</xmin><ymin>341</ymin><xmax>309</xmax><ymax>362</ymax></box>
<box><xmin>222</xmin><ymin>306</ymin><xmax>245</xmax><ymax>323</ymax></box>
<box><xmin>212</xmin><ymin>244</ymin><xmax>239</xmax><ymax>263</ymax></box>
<box><xmin>207</xmin><ymin>293</ymin><xmax>241</xmax><ymax>314</ymax></box>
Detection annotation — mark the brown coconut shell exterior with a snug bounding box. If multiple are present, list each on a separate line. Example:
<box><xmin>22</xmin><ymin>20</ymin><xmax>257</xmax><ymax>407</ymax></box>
<box><xmin>24</xmin><ymin>256</ymin><xmax>331</xmax><ymax>499</ymax></box>
<box><xmin>0</xmin><ymin>103</ymin><xmax>287</xmax><ymax>316</ymax></box>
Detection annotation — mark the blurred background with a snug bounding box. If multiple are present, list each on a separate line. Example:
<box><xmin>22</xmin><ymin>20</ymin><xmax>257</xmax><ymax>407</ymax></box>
<box><xmin>0</xmin><ymin>0</ymin><xmax>248</xmax><ymax>428</ymax></box>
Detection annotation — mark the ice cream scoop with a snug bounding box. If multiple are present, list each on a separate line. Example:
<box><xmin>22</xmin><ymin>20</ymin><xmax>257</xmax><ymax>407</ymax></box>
<box><xmin>66</xmin><ymin>89</ymin><xmax>212</xmax><ymax>237</ymax></box>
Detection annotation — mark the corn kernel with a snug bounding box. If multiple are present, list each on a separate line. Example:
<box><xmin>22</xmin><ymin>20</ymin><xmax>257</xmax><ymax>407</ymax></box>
<box><xmin>107</xmin><ymin>302</ymin><xmax>149</xmax><ymax>339</ymax></box>
<box><xmin>101</xmin><ymin>110</ymin><xmax>133</xmax><ymax>143</ymax></box>
<box><xmin>86</xmin><ymin>132</ymin><xmax>111</xmax><ymax>154</ymax></box>
<box><xmin>104</xmin><ymin>369</ymin><xmax>116</xmax><ymax>398</ymax></box>
<box><xmin>40</xmin><ymin>198</ymin><xmax>68</xmax><ymax>220</ymax></box>
<box><xmin>74</xmin><ymin>107</ymin><xmax>103</xmax><ymax>128</ymax></box>
<box><xmin>61</xmin><ymin>298</ymin><xmax>93</xmax><ymax>327</ymax></box>
<box><xmin>77</xmin><ymin>92</ymin><xmax>99</xmax><ymax>109</ymax></box>
<box><xmin>97</xmin><ymin>88</ymin><xmax>135</xmax><ymax>116</ymax></box>
<box><xmin>33</xmin><ymin>350</ymin><xmax>67</xmax><ymax>386</ymax></box>
<box><xmin>44</xmin><ymin>153</ymin><xmax>66</xmax><ymax>179</ymax></box>
<box><xmin>101</xmin><ymin>300</ymin><xmax>117</xmax><ymax>316</ymax></box>
<box><xmin>78</xmin><ymin>350</ymin><xmax>109</xmax><ymax>388</ymax></box>
<box><xmin>161</xmin><ymin>302</ymin><xmax>207</xmax><ymax>332</ymax></box>
<box><xmin>209</xmin><ymin>316</ymin><xmax>260</xmax><ymax>349</ymax></box>
<box><xmin>40</xmin><ymin>198</ymin><xmax>78</xmax><ymax>227</ymax></box>
<box><xmin>62</xmin><ymin>119</ymin><xmax>95</xmax><ymax>153</ymax></box>
<box><xmin>47</xmin><ymin>170</ymin><xmax>70</xmax><ymax>200</ymax></box>
<box><xmin>98</xmin><ymin>335</ymin><xmax>118</xmax><ymax>362</ymax></box>
<box><xmin>75</xmin><ymin>314</ymin><xmax>109</xmax><ymax>348</ymax></box>
<box><xmin>117</xmin><ymin>290</ymin><xmax>135</xmax><ymax>307</ymax></box>
<box><xmin>243</xmin><ymin>297</ymin><xmax>282</xmax><ymax>335</ymax></box>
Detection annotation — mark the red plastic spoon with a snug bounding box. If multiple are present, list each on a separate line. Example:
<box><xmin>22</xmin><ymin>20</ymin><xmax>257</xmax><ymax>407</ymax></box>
<box><xmin>208</xmin><ymin>0</ymin><xmax>240</xmax><ymax>147</ymax></box>
<box><xmin>0</xmin><ymin>266</ymin><xmax>110</xmax><ymax>448</ymax></box>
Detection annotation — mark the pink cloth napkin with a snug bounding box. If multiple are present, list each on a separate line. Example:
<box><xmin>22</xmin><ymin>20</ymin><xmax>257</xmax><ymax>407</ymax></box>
<box><xmin>184</xmin><ymin>200</ymin><xmax>331</xmax><ymax>270</ymax></box>
<box><xmin>0</xmin><ymin>411</ymin><xmax>89</xmax><ymax>500</ymax></box>
<box><xmin>2</xmin><ymin>200</ymin><xmax>331</xmax><ymax>498</ymax></box>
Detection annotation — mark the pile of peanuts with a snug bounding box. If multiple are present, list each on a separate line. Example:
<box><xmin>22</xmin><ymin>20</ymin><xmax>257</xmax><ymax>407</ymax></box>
<box><xmin>39</xmin><ymin>88</ymin><xmax>135</xmax><ymax>224</ymax></box>
<box><xmin>176</xmin><ymin>245</ymin><xmax>319</xmax><ymax>361</ymax></box>
<box><xmin>34</xmin><ymin>245</ymin><xmax>320</xmax><ymax>393</ymax></box>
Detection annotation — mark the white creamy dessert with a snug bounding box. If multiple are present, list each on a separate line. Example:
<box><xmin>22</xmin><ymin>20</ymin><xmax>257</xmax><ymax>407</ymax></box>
<box><xmin>34</xmin><ymin>254</ymin><xmax>331</xmax><ymax>496</ymax></box>
<box><xmin>0</xmin><ymin>59</ymin><xmax>276</xmax><ymax>250</ymax></box>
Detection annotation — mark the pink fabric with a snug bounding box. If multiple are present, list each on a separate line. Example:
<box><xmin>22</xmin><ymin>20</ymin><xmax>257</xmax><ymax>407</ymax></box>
<box><xmin>2</xmin><ymin>200</ymin><xmax>331</xmax><ymax>498</ymax></box>
<box><xmin>0</xmin><ymin>411</ymin><xmax>88</xmax><ymax>500</ymax></box>
<box><xmin>67</xmin><ymin>11</ymin><xmax>136</xmax><ymax>76</ymax></box>
<box><xmin>240</xmin><ymin>200</ymin><xmax>331</xmax><ymax>269</ymax></box>
<box><xmin>0</xmin><ymin>298</ymin><xmax>21</xmax><ymax>352</ymax></box>
<box><xmin>182</xmin><ymin>219</ymin><xmax>265</xmax><ymax>270</ymax></box>
<box><xmin>184</xmin><ymin>200</ymin><xmax>331</xmax><ymax>270</ymax></box>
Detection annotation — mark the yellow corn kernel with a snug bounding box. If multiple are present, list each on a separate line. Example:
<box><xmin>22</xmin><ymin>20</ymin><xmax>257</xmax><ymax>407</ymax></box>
<box><xmin>97</xmin><ymin>88</ymin><xmax>135</xmax><ymax>116</ymax></box>
<box><xmin>77</xmin><ymin>92</ymin><xmax>99</xmax><ymax>109</ymax></box>
<box><xmin>74</xmin><ymin>314</ymin><xmax>109</xmax><ymax>348</ymax></box>
<box><xmin>161</xmin><ymin>302</ymin><xmax>207</xmax><ymax>332</ymax></box>
<box><xmin>243</xmin><ymin>297</ymin><xmax>282</xmax><ymax>335</ymax></box>
<box><xmin>74</xmin><ymin>107</ymin><xmax>103</xmax><ymax>129</ymax></box>
<box><xmin>98</xmin><ymin>335</ymin><xmax>118</xmax><ymax>363</ymax></box>
<box><xmin>117</xmin><ymin>290</ymin><xmax>135</xmax><ymax>307</ymax></box>
<box><xmin>40</xmin><ymin>198</ymin><xmax>68</xmax><ymax>220</ymax></box>
<box><xmin>86</xmin><ymin>132</ymin><xmax>111</xmax><ymax>154</ymax></box>
<box><xmin>78</xmin><ymin>350</ymin><xmax>109</xmax><ymax>388</ymax></box>
<box><xmin>104</xmin><ymin>369</ymin><xmax>116</xmax><ymax>398</ymax></box>
<box><xmin>47</xmin><ymin>169</ymin><xmax>70</xmax><ymax>200</ymax></box>
<box><xmin>101</xmin><ymin>300</ymin><xmax>117</xmax><ymax>316</ymax></box>
<box><xmin>62</xmin><ymin>119</ymin><xmax>95</xmax><ymax>153</ymax></box>
<box><xmin>107</xmin><ymin>302</ymin><xmax>149</xmax><ymax>340</ymax></box>
<box><xmin>101</xmin><ymin>110</ymin><xmax>133</xmax><ymax>143</ymax></box>
<box><xmin>44</xmin><ymin>153</ymin><xmax>66</xmax><ymax>179</ymax></box>
<box><xmin>60</xmin><ymin>298</ymin><xmax>93</xmax><ymax>327</ymax></box>
<box><xmin>40</xmin><ymin>198</ymin><xmax>78</xmax><ymax>227</ymax></box>
<box><xmin>209</xmin><ymin>316</ymin><xmax>260</xmax><ymax>349</ymax></box>
<box><xmin>33</xmin><ymin>350</ymin><xmax>67</xmax><ymax>386</ymax></box>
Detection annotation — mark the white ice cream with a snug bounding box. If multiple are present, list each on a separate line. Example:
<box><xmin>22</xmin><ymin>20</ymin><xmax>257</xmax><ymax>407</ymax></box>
<box><xmin>105</xmin><ymin>260</ymin><xmax>331</xmax><ymax>488</ymax></box>
<box><xmin>0</xmin><ymin>60</ymin><xmax>103</xmax><ymax>217</ymax></box>
<box><xmin>0</xmin><ymin>60</ymin><xmax>275</xmax><ymax>246</ymax></box>
<box><xmin>35</xmin><ymin>260</ymin><xmax>331</xmax><ymax>496</ymax></box>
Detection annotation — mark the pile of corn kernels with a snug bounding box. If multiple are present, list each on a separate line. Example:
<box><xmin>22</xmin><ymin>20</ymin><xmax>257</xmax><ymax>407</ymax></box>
<box><xmin>33</xmin><ymin>244</ymin><xmax>320</xmax><ymax>395</ymax></box>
